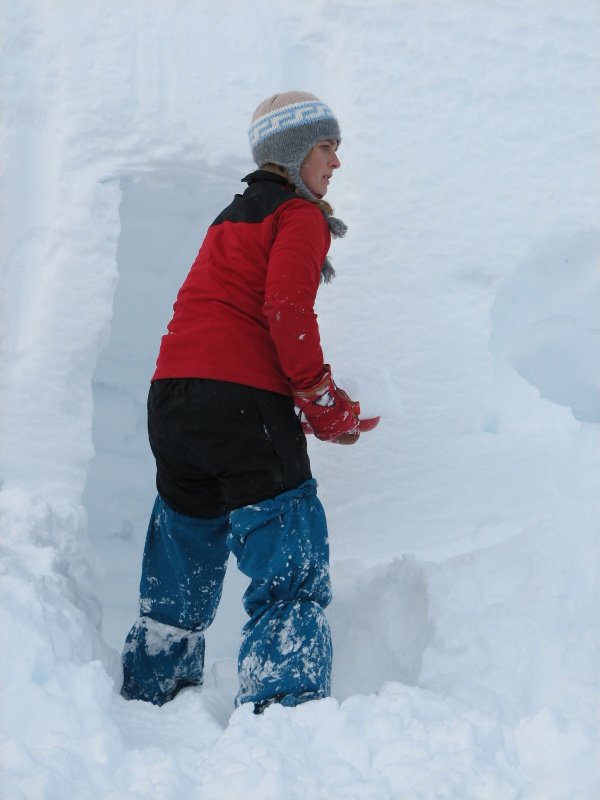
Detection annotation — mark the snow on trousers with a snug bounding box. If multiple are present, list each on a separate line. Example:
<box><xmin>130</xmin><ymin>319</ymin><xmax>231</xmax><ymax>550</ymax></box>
<box><xmin>121</xmin><ymin>479</ymin><xmax>332</xmax><ymax>707</ymax></box>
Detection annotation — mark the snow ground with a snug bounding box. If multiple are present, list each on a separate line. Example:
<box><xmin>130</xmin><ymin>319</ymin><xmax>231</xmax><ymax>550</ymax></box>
<box><xmin>1</xmin><ymin>1</ymin><xmax>599</xmax><ymax>798</ymax></box>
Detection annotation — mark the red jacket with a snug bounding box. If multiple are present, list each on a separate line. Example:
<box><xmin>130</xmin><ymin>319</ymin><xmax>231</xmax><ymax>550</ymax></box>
<box><xmin>152</xmin><ymin>171</ymin><xmax>330</xmax><ymax>396</ymax></box>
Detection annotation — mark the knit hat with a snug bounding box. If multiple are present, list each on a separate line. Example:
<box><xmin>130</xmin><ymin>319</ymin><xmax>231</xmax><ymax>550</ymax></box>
<box><xmin>249</xmin><ymin>91</ymin><xmax>341</xmax><ymax>204</ymax></box>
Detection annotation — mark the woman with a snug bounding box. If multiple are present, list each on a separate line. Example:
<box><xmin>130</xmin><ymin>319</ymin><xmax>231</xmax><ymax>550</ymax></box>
<box><xmin>121</xmin><ymin>91</ymin><xmax>361</xmax><ymax>713</ymax></box>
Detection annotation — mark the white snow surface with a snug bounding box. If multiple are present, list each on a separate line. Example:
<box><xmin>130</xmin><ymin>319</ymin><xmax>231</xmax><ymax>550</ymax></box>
<box><xmin>1</xmin><ymin>1</ymin><xmax>599</xmax><ymax>798</ymax></box>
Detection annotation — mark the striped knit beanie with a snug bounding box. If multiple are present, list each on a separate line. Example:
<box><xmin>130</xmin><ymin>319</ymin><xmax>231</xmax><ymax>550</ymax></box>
<box><xmin>249</xmin><ymin>91</ymin><xmax>341</xmax><ymax>205</ymax></box>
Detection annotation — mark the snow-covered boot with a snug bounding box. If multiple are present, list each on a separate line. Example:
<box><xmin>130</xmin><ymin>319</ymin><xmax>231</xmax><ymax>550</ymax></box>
<box><xmin>121</xmin><ymin>616</ymin><xmax>205</xmax><ymax>705</ymax></box>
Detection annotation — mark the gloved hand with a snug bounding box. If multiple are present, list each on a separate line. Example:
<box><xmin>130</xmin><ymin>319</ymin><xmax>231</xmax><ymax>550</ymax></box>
<box><xmin>293</xmin><ymin>365</ymin><xmax>360</xmax><ymax>444</ymax></box>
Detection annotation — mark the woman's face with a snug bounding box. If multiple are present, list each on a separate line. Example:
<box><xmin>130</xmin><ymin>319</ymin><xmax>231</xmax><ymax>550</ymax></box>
<box><xmin>299</xmin><ymin>139</ymin><xmax>341</xmax><ymax>199</ymax></box>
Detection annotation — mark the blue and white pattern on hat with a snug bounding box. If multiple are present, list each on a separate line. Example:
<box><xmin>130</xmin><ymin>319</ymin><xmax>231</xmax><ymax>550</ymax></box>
<box><xmin>249</xmin><ymin>100</ymin><xmax>337</xmax><ymax>148</ymax></box>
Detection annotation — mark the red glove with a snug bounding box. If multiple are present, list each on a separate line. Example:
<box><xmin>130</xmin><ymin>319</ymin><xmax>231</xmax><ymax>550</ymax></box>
<box><xmin>293</xmin><ymin>365</ymin><xmax>360</xmax><ymax>444</ymax></box>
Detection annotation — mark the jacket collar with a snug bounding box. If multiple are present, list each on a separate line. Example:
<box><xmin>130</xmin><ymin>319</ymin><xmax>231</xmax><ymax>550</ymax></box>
<box><xmin>242</xmin><ymin>169</ymin><xmax>295</xmax><ymax>189</ymax></box>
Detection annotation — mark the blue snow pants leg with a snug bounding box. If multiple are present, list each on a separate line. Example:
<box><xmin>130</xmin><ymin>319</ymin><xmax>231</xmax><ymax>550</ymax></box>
<box><xmin>227</xmin><ymin>479</ymin><xmax>332</xmax><ymax>709</ymax></box>
<box><xmin>121</xmin><ymin>495</ymin><xmax>230</xmax><ymax>705</ymax></box>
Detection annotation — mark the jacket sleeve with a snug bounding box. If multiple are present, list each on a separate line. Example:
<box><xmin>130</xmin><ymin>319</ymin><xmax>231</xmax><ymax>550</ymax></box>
<box><xmin>263</xmin><ymin>199</ymin><xmax>330</xmax><ymax>391</ymax></box>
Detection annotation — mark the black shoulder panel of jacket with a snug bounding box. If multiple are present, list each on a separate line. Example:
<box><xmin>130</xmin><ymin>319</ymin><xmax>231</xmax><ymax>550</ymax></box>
<box><xmin>210</xmin><ymin>170</ymin><xmax>299</xmax><ymax>227</ymax></box>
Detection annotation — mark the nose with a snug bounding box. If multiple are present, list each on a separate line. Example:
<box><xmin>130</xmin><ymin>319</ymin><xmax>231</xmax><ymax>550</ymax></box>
<box><xmin>331</xmin><ymin>151</ymin><xmax>341</xmax><ymax>169</ymax></box>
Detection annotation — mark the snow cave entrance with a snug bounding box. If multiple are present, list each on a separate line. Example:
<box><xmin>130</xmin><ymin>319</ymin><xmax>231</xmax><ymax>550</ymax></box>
<box><xmin>83</xmin><ymin>166</ymin><xmax>249</xmax><ymax>658</ymax></box>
